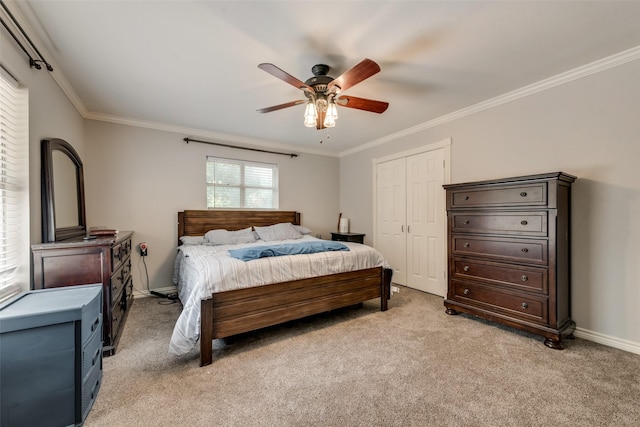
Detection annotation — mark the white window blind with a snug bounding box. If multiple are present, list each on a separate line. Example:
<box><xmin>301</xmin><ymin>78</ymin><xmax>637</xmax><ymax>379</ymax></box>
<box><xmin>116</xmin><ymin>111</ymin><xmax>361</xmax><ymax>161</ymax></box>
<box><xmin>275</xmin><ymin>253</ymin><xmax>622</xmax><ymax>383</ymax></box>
<box><xmin>206</xmin><ymin>157</ymin><xmax>279</xmax><ymax>209</ymax></box>
<box><xmin>0</xmin><ymin>69</ymin><xmax>29</xmax><ymax>299</ymax></box>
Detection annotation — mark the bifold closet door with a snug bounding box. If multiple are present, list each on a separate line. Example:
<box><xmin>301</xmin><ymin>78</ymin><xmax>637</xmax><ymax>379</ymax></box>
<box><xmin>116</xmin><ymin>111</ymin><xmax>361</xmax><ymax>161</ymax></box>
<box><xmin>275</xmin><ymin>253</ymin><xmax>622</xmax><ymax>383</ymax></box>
<box><xmin>405</xmin><ymin>150</ymin><xmax>445</xmax><ymax>295</ymax></box>
<box><xmin>376</xmin><ymin>158</ymin><xmax>407</xmax><ymax>285</ymax></box>
<box><xmin>375</xmin><ymin>148</ymin><xmax>446</xmax><ymax>296</ymax></box>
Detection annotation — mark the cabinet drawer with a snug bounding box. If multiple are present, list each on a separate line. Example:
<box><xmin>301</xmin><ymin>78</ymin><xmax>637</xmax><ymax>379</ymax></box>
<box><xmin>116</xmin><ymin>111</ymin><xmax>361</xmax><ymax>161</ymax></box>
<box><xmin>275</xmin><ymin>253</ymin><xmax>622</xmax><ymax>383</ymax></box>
<box><xmin>451</xmin><ymin>280</ymin><xmax>548</xmax><ymax>324</ymax></box>
<box><xmin>81</xmin><ymin>364</ymin><xmax>102</xmax><ymax>421</ymax></box>
<box><xmin>452</xmin><ymin>258</ymin><xmax>547</xmax><ymax>294</ymax></box>
<box><xmin>110</xmin><ymin>291</ymin><xmax>126</xmax><ymax>343</ymax></box>
<box><xmin>450</xmin><ymin>183</ymin><xmax>547</xmax><ymax>208</ymax></box>
<box><xmin>82</xmin><ymin>330</ymin><xmax>102</xmax><ymax>382</ymax></box>
<box><xmin>451</xmin><ymin>235</ymin><xmax>548</xmax><ymax>265</ymax></box>
<box><xmin>451</xmin><ymin>211</ymin><xmax>548</xmax><ymax>237</ymax></box>
<box><xmin>81</xmin><ymin>291</ymin><xmax>102</xmax><ymax>345</ymax></box>
<box><xmin>111</xmin><ymin>238</ymin><xmax>131</xmax><ymax>271</ymax></box>
<box><xmin>110</xmin><ymin>258</ymin><xmax>131</xmax><ymax>306</ymax></box>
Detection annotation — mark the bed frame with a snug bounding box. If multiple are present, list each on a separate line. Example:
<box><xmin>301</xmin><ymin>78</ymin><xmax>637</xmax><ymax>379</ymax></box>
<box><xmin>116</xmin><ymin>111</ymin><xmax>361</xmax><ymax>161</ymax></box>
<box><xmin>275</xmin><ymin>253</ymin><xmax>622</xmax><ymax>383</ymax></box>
<box><xmin>177</xmin><ymin>210</ymin><xmax>392</xmax><ymax>366</ymax></box>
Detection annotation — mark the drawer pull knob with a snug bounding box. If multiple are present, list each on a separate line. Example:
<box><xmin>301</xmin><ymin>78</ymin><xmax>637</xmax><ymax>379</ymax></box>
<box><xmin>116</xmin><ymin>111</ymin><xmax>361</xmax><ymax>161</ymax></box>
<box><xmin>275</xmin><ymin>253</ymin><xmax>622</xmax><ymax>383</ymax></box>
<box><xmin>521</xmin><ymin>247</ymin><xmax>529</xmax><ymax>253</ymax></box>
<box><xmin>520</xmin><ymin>192</ymin><xmax>527</xmax><ymax>197</ymax></box>
<box><xmin>463</xmin><ymin>288</ymin><xmax>470</xmax><ymax>295</ymax></box>
<box><xmin>464</xmin><ymin>219</ymin><xmax>470</xmax><ymax>225</ymax></box>
<box><xmin>464</xmin><ymin>195</ymin><xmax>469</xmax><ymax>200</ymax></box>
<box><xmin>521</xmin><ymin>220</ymin><xmax>528</xmax><ymax>225</ymax></box>
<box><xmin>464</xmin><ymin>242</ymin><xmax>470</xmax><ymax>248</ymax></box>
<box><xmin>91</xmin><ymin>317</ymin><xmax>100</xmax><ymax>332</ymax></box>
<box><xmin>521</xmin><ymin>302</ymin><xmax>528</xmax><ymax>309</ymax></box>
<box><xmin>463</xmin><ymin>265</ymin><xmax>470</xmax><ymax>272</ymax></box>
<box><xmin>521</xmin><ymin>275</ymin><xmax>528</xmax><ymax>281</ymax></box>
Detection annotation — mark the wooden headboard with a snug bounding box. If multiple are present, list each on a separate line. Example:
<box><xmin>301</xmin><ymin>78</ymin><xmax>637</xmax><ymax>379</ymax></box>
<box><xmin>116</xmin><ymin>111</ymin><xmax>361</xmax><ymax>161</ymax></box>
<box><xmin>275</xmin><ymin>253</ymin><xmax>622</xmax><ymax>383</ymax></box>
<box><xmin>178</xmin><ymin>210</ymin><xmax>301</xmax><ymax>242</ymax></box>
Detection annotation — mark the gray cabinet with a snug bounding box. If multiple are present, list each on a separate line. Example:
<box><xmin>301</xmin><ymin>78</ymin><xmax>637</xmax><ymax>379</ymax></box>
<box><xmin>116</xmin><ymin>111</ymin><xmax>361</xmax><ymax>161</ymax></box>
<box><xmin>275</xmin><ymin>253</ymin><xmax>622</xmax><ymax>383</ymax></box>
<box><xmin>0</xmin><ymin>284</ymin><xmax>103</xmax><ymax>427</ymax></box>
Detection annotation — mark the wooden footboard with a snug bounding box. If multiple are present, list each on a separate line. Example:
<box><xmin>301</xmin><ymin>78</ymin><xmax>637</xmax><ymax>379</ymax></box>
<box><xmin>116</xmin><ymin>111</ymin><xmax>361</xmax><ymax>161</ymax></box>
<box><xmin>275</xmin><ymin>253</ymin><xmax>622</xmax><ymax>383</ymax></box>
<box><xmin>200</xmin><ymin>266</ymin><xmax>392</xmax><ymax>366</ymax></box>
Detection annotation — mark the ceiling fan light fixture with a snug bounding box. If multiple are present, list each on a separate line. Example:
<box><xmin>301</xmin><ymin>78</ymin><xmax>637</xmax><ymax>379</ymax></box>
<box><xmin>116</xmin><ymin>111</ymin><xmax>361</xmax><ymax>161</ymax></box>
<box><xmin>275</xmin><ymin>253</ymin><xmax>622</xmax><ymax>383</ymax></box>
<box><xmin>258</xmin><ymin>59</ymin><xmax>386</xmax><ymax>131</ymax></box>
<box><xmin>303</xmin><ymin>99</ymin><xmax>317</xmax><ymax>127</ymax></box>
<box><xmin>324</xmin><ymin>98</ymin><xmax>338</xmax><ymax>128</ymax></box>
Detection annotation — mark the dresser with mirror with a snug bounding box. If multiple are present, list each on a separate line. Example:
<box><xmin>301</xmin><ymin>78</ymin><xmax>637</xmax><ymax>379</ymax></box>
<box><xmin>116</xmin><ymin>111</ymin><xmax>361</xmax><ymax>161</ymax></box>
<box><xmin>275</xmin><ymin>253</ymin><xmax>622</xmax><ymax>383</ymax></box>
<box><xmin>31</xmin><ymin>138</ymin><xmax>133</xmax><ymax>355</ymax></box>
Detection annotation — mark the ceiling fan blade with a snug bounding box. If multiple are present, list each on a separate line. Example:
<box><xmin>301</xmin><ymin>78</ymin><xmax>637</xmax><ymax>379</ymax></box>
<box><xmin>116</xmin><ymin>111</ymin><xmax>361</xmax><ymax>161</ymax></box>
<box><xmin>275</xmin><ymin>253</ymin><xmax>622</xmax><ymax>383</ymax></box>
<box><xmin>258</xmin><ymin>63</ymin><xmax>314</xmax><ymax>93</ymax></box>
<box><xmin>336</xmin><ymin>95</ymin><xmax>389</xmax><ymax>114</ymax></box>
<box><xmin>257</xmin><ymin>100</ymin><xmax>306</xmax><ymax>113</ymax></box>
<box><xmin>327</xmin><ymin>58</ymin><xmax>381</xmax><ymax>93</ymax></box>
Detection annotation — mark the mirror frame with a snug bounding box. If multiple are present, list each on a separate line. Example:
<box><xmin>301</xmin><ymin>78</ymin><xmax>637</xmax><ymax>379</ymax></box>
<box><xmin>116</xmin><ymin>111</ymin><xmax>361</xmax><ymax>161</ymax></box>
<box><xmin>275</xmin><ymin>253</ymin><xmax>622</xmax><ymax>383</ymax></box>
<box><xmin>41</xmin><ymin>138</ymin><xmax>87</xmax><ymax>242</ymax></box>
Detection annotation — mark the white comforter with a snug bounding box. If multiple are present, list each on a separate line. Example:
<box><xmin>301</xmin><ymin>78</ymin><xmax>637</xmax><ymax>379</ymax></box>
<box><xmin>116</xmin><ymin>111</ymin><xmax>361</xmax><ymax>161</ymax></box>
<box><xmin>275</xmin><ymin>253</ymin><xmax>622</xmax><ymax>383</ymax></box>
<box><xmin>169</xmin><ymin>236</ymin><xmax>387</xmax><ymax>355</ymax></box>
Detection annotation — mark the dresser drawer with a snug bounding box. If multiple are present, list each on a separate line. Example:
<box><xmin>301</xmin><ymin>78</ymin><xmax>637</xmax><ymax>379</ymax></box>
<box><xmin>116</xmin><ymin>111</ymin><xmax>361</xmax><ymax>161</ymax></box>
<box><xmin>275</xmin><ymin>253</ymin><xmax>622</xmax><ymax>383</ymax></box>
<box><xmin>450</xmin><ymin>280</ymin><xmax>548</xmax><ymax>324</ymax></box>
<box><xmin>81</xmin><ymin>363</ymin><xmax>102</xmax><ymax>421</ymax></box>
<box><xmin>110</xmin><ymin>258</ymin><xmax>131</xmax><ymax>306</ymax></box>
<box><xmin>451</xmin><ymin>234</ymin><xmax>548</xmax><ymax>265</ymax></box>
<box><xmin>452</xmin><ymin>257</ymin><xmax>548</xmax><ymax>294</ymax></box>
<box><xmin>110</xmin><ymin>291</ymin><xmax>126</xmax><ymax>343</ymax></box>
<box><xmin>111</xmin><ymin>238</ymin><xmax>131</xmax><ymax>271</ymax></box>
<box><xmin>81</xmin><ymin>292</ymin><xmax>102</xmax><ymax>345</ymax></box>
<box><xmin>82</xmin><ymin>329</ymin><xmax>102</xmax><ymax>382</ymax></box>
<box><xmin>451</xmin><ymin>211</ymin><xmax>548</xmax><ymax>237</ymax></box>
<box><xmin>450</xmin><ymin>183</ymin><xmax>547</xmax><ymax>208</ymax></box>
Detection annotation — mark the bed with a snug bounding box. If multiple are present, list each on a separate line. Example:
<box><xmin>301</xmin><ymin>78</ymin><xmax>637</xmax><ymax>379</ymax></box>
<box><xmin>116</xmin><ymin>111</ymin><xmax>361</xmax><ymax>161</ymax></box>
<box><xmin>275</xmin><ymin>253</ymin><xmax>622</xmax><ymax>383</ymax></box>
<box><xmin>172</xmin><ymin>210</ymin><xmax>392</xmax><ymax>366</ymax></box>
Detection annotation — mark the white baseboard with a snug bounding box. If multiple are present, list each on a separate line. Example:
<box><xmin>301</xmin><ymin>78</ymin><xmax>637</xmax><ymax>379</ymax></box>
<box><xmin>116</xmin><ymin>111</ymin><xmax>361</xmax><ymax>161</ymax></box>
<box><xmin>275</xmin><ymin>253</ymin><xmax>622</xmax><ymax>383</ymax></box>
<box><xmin>574</xmin><ymin>327</ymin><xmax>640</xmax><ymax>355</ymax></box>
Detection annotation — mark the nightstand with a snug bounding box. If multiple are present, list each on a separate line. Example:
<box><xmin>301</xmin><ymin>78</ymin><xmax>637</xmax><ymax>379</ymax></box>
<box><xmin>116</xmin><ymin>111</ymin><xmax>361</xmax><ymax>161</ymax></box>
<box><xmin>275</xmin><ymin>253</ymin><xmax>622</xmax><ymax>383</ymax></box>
<box><xmin>331</xmin><ymin>232</ymin><xmax>365</xmax><ymax>244</ymax></box>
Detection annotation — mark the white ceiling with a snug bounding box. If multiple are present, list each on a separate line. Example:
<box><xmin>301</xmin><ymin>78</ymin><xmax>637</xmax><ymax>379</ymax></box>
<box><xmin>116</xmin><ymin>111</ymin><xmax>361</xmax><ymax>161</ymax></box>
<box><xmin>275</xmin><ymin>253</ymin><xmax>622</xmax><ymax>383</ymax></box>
<box><xmin>11</xmin><ymin>1</ymin><xmax>640</xmax><ymax>156</ymax></box>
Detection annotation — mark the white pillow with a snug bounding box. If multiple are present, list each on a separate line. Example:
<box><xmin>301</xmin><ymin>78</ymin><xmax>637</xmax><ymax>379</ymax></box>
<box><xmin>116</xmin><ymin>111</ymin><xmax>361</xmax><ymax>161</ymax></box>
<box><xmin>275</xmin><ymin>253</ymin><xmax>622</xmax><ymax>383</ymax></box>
<box><xmin>293</xmin><ymin>225</ymin><xmax>312</xmax><ymax>235</ymax></box>
<box><xmin>205</xmin><ymin>227</ymin><xmax>257</xmax><ymax>245</ymax></box>
<box><xmin>254</xmin><ymin>222</ymin><xmax>303</xmax><ymax>241</ymax></box>
<box><xmin>180</xmin><ymin>235</ymin><xmax>205</xmax><ymax>245</ymax></box>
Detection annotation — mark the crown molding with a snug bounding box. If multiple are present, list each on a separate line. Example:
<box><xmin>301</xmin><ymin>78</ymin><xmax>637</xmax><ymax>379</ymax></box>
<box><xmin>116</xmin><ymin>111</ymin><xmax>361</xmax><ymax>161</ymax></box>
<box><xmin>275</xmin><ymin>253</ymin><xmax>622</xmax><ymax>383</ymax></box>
<box><xmin>339</xmin><ymin>45</ymin><xmax>640</xmax><ymax>158</ymax></box>
<box><xmin>84</xmin><ymin>111</ymin><xmax>336</xmax><ymax>158</ymax></box>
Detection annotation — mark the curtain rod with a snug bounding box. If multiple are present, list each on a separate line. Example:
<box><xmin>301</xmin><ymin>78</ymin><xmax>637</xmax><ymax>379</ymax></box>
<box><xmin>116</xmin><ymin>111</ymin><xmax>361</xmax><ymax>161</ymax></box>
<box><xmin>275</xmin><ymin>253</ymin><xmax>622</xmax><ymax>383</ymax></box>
<box><xmin>0</xmin><ymin>1</ymin><xmax>53</xmax><ymax>71</ymax></box>
<box><xmin>183</xmin><ymin>137</ymin><xmax>298</xmax><ymax>158</ymax></box>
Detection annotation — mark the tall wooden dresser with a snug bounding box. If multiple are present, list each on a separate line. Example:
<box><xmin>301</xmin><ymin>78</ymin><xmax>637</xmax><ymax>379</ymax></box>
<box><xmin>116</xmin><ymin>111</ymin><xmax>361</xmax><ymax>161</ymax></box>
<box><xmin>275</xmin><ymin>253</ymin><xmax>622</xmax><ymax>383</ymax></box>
<box><xmin>32</xmin><ymin>231</ymin><xmax>134</xmax><ymax>355</ymax></box>
<box><xmin>443</xmin><ymin>173</ymin><xmax>575</xmax><ymax>349</ymax></box>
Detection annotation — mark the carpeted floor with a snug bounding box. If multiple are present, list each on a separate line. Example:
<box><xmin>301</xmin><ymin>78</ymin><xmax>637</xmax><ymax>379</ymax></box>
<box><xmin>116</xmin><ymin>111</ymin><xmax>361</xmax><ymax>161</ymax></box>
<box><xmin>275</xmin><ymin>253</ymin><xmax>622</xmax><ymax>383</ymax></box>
<box><xmin>85</xmin><ymin>287</ymin><xmax>640</xmax><ymax>427</ymax></box>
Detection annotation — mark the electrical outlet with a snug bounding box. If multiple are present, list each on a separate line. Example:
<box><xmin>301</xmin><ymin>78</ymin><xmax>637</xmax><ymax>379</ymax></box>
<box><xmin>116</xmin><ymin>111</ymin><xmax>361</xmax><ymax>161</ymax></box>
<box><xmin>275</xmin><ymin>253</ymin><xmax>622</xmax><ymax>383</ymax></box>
<box><xmin>139</xmin><ymin>242</ymin><xmax>148</xmax><ymax>256</ymax></box>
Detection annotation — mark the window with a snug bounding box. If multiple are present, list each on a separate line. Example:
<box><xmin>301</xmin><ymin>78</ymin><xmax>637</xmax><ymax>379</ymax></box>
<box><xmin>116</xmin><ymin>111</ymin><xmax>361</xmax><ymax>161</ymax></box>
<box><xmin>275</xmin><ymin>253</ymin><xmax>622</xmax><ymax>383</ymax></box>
<box><xmin>0</xmin><ymin>68</ymin><xmax>29</xmax><ymax>301</ymax></box>
<box><xmin>206</xmin><ymin>157</ymin><xmax>279</xmax><ymax>209</ymax></box>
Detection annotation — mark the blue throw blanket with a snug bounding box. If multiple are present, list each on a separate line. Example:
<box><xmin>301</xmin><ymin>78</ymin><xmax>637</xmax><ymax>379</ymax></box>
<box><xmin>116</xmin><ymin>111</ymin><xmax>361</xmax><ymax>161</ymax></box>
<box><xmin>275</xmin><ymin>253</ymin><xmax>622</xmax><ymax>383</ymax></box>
<box><xmin>229</xmin><ymin>241</ymin><xmax>350</xmax><ymax>262</ymax></box>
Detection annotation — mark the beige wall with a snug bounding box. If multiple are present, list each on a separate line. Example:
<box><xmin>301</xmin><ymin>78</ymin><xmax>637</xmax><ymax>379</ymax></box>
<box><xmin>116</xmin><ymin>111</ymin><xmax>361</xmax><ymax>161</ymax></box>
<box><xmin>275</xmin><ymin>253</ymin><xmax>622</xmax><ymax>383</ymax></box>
<box><xmin>340</xmin><ymin>59</ymin><xmax>640</xmax><ymax>348</ymax></box>
<box><xmin>83</xmin><ymin>121</ymin><xmax>340</xmax><ymax>294</ymax></box>
<box><xmin>2</xmin><ymin>23</ymin><xmax>85</xmax><ymax>291</ymax></box>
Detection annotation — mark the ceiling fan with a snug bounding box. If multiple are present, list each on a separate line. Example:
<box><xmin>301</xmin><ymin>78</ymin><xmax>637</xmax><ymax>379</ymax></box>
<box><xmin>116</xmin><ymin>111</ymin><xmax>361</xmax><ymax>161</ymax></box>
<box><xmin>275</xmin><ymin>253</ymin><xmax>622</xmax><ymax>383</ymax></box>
<box><xmin>257</xmin><ymin>58</ymin><xmax>389</xmax><ymax>130</ymax></box>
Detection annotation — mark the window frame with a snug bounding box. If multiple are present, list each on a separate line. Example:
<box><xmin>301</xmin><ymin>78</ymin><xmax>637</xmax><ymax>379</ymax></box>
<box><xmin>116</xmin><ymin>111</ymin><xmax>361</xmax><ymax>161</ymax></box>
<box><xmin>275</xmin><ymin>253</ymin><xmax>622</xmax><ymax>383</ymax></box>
<box><xmin>206</xmin><ymin>156</ymin><xmax>279</xmax><ymax>210</ymax></box>
<box><xmin>0</xmin><ymin>68</ymin><xmax>29</xmax><ymax>301</ymax></box>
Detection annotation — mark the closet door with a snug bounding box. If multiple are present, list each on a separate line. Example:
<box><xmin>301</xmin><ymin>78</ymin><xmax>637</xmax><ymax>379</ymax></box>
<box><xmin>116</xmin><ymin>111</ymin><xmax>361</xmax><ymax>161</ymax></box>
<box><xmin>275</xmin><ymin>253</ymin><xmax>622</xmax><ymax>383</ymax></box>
<box><xmin>406</xmin><ymin>150</ymin><xmax>445</xmax><ymax>295</ymax></box>
<box><xmin>375</xmin><ymin>158</ymin><xmax>407</xmax><ymax>285</ymax></box>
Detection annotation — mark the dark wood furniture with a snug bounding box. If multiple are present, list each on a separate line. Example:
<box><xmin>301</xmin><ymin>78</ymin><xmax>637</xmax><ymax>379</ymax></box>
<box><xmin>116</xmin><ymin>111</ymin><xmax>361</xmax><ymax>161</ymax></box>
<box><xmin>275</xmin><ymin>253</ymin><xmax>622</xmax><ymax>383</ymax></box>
<box><xmin>443</xmin><ymin>172</ymin><xmax>576</xmax><ymax>349</ymax></box>
<box><xmin>0</xmin><ymin>285</ymin><xmax>102</xmax><ymax>427</ymax></box>
<box><xmin>31</xmin><ymin>231</ymin><xmax>134</xmax><ymax>356</ymax></box>
<box><xmin>40</xmin><ymin>138</ymin><xmax>87</xmax><ymax>243</ymax></box>
<box><xmin>177</xmin><ymin>210</ymin><xmax>392</xmax><ymax>366</ymax></box>
<box><xmin>331</xmin><ymin>232</ymin><xmax>365</xmax><ymax>244</ymax></box>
